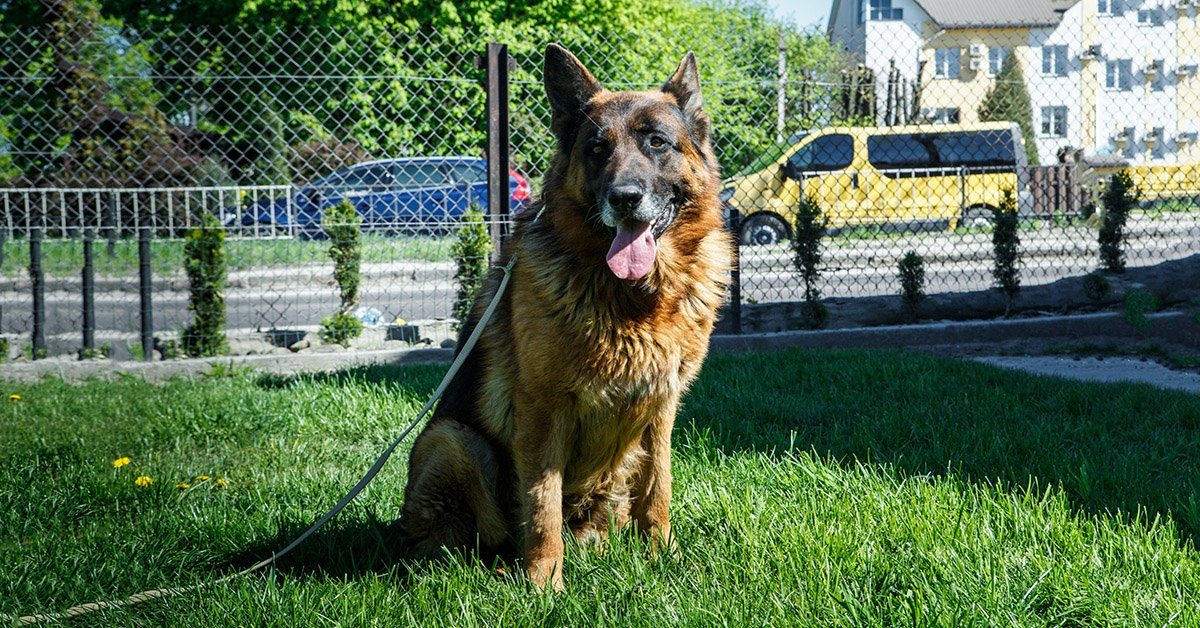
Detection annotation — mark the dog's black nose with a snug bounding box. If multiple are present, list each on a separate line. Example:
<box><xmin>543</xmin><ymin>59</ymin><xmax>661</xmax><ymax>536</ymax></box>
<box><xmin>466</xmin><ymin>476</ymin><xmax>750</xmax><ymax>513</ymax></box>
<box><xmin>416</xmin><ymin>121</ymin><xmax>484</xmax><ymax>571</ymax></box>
<box><xmin>607</xmin><ymin>185</ymin><xmax>643</xmax><ymax>212</ymax></box>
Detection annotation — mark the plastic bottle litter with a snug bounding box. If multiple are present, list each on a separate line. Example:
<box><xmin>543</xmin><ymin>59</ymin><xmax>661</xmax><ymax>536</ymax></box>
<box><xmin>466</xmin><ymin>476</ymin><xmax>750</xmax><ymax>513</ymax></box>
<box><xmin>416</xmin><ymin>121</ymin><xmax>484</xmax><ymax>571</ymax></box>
<box><xmin>349</xmin><ymin>306</ymin><xmax>385</xmax><ymax>326</ymax></box>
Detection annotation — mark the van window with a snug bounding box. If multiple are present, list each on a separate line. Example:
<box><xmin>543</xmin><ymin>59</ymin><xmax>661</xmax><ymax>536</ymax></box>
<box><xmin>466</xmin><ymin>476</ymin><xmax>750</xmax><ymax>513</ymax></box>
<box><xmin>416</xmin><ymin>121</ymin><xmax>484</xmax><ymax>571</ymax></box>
<box><xmin>933</xmin><ymin>131</ymin><xmax>1016</xmax><ymax>167</ymax></box>
<box><xmin>787</xmin><ymin>134</ymin><xmax>854</xmax><ymax>173</ymax></box>
<box><xmin>868</xmin><ymin>130</ymin><xmax>1015</xmax><ymax>171</ymax></box>
<box><xmin>866</xmin><ymin>134</ymin><xmax>934</xmax><ymax>170</ymax></box>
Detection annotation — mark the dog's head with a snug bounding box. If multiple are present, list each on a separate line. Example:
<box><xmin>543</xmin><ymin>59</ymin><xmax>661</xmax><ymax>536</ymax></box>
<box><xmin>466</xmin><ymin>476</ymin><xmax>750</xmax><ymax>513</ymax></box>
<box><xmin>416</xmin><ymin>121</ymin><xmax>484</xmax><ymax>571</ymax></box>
<box><xmin>543</xmin><ymin>44</ymin><xmax>719</xmax><ymax>281</ymax></box>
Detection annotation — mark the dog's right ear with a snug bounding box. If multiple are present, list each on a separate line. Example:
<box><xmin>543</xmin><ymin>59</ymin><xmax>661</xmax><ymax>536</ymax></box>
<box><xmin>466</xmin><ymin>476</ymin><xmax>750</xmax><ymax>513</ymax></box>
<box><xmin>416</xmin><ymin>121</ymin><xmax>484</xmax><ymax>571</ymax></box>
<box><xmin>544</xmin><ymin>44</ymin><xmax>601</xmax><ymax>144</ymax></box>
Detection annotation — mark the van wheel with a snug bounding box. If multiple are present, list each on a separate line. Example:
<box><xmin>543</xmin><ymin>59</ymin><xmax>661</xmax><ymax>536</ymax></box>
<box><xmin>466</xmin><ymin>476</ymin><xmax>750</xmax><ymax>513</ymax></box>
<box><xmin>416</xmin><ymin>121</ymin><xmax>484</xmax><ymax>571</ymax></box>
<box><xmin>740</xmin><ymin>214</ymin><xmax>788</xmax><ymax>246</ymax></box>
<box><xmin>961</xmin><ymin>205</ymin><xmax>995</xmax><ymax>229</ymax></box>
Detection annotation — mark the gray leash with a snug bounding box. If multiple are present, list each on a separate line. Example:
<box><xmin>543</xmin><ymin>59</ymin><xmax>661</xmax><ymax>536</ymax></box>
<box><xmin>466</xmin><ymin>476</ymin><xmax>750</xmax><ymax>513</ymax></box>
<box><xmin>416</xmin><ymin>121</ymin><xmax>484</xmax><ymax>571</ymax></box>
<box><xmin>4</xmin><ymin>253</ymin><xmax>520</xmax><ymax>625</ymax></box>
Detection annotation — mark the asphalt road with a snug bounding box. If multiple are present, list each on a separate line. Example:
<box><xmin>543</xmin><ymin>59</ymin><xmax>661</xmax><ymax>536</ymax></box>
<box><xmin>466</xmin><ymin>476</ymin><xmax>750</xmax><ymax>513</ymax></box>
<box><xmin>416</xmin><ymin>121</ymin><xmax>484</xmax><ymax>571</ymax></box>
<box><xmin>4</xmin><ymin>214</ymin><xmax>1198</xmax><ymax>338</ymax></box>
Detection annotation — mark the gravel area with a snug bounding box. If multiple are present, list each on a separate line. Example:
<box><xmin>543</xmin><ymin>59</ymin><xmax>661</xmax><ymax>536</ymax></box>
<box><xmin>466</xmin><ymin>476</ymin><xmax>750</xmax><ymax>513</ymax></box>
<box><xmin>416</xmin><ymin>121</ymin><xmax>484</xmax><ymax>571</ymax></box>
<box><xmin>973</xmin><ymin>356</ymin><xmax>1200</xmax><ymax>394</ymax></box>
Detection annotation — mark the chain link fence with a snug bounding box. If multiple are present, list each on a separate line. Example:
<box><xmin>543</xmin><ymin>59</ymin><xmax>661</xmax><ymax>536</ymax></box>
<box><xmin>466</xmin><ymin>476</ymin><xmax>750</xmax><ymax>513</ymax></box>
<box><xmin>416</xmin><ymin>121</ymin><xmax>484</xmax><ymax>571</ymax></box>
<box><xmin>1</xmin><ymin>20</ymin><xmax>1198</xmax><ymax>361</ymax></box>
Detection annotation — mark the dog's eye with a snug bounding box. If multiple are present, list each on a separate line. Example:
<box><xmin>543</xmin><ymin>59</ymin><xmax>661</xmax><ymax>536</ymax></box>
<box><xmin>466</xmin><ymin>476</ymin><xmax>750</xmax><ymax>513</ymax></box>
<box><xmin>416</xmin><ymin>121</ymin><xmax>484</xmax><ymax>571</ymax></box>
<box><xmin>649</xmin><ymin>136</ymin><xmax>667</xmax><ymax>149</ymax></box>
<box><xmin>591</xmin><ymin>143</ymin><xmax>606</xmax><ymax>155</ymax></box>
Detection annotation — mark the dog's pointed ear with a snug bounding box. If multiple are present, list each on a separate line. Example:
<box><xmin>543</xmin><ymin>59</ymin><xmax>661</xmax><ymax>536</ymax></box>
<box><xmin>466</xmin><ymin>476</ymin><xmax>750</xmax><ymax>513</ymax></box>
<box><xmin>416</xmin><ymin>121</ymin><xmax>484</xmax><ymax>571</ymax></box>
<box><xmin>663</xmin><ymin>52</ymin><xmax>709</xmax><ymax>143</ymax></box>
<box><xmin>544</xmin><ymin>44</ymin><xmax>601</xmax><ymax>143</ymax></box>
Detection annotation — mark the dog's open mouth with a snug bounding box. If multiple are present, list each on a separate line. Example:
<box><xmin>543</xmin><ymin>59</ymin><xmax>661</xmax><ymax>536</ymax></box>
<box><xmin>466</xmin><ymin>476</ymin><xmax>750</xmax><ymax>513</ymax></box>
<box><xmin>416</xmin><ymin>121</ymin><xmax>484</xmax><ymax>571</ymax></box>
<box><xmin>605</xmin><ymin>208</ymin><xmax>675</xmax><ymax>281</ymax></box>
<box><xmin>606</xmin><ymin>221</ymin><xmax>656</xmax><ymax>280</ymax></box>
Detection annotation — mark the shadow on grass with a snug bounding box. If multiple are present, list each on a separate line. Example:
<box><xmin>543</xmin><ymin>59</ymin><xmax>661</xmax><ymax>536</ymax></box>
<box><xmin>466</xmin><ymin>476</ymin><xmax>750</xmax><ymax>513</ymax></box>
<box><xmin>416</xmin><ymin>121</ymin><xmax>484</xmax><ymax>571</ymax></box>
<box><xmin>681</xmin><ymin>348</ymin><xmax>1200</xmax><ymax>545</ymax></box>
<box><xmin>253</xmin><ymin>362</ymin><xmax>446</xmax><ymax>393</ymax></box>
<box><xmin>225</xmin><ymin>510</ymin><xmax>513</xmax><ymax>584</ymax></box>
<box><xmin>222</xmin><ymin>510</ymin><xmax>405</xmax><ymax>580</ymax></box>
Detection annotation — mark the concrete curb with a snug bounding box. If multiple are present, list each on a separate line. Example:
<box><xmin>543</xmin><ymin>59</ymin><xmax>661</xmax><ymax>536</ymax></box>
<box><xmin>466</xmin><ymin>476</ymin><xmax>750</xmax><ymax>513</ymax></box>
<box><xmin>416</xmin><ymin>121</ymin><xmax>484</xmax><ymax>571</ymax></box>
<box><xmin>2</xmin><ymin>310</ymin><xmax>1196</xmax><ymax>383</ymax></box>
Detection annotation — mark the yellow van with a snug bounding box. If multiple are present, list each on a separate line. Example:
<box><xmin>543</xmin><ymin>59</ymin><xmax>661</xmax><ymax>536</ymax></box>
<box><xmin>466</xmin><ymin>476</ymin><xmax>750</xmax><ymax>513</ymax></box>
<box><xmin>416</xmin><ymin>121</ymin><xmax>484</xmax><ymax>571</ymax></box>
<box><xmin>721</xmin><ymin>122</ymin><xmax>1031</xmax><ymax>245</ymax></box>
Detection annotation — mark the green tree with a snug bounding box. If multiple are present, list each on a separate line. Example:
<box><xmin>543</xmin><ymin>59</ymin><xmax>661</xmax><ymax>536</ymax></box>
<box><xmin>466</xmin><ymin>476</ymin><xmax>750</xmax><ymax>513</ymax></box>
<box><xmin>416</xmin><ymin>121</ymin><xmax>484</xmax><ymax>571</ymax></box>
<box><xmin>978</xmin><ymin>52</ymin><xmax>1038</xmax><ymax>166</ymax></box>
<box><xmin>1098</xmin><ymin>170</ymin><xmax>1140</xmax><ymax>273</ymax></box>
<box><xmin>451</xmin><ymin>208</ymin><xmax>492</xmax><ymax>331</ymax></box>
<box><xmin>992</xmin><ymin>188</ymin><xmax>1021</xmax><ymax>316</ymax></box>
<box><xmin>182</xmin><ymin>213</ymin><xmax>229</xmax><ymax>357</ymax></box>
<box><xmin>324</xmin><ymin>200</ymin><xmax>361</xmax><ymax>310</ymax></box>
<box><xmin>791</xmin><ymin>193</ymin><xmax>828</xmax><ymax>329</ymax></box>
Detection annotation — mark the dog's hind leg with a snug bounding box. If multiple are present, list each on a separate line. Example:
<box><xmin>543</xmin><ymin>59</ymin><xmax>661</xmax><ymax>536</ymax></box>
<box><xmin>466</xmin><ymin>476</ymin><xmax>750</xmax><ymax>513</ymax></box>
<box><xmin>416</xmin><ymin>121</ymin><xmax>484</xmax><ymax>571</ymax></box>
<box><xmin>398</xmin><ymin>419</ymin><xmax>507</xmax><ymax>559</ymax></box>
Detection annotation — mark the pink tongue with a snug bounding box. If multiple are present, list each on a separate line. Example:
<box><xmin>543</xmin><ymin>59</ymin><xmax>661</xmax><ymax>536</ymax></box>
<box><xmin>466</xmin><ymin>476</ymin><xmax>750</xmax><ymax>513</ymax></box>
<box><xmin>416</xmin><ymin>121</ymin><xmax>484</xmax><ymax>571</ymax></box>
<box><xmin>606</xmin><ymin>221</ymin><xmax>657</xmax><ymax>280</ymax></box>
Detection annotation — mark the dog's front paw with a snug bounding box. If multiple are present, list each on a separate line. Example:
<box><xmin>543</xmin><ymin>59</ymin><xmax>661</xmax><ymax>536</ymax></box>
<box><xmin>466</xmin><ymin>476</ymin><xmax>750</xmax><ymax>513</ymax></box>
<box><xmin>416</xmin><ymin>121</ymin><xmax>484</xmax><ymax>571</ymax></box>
<box><xmin>526</xmin><ymin>560</ymin><xmax>565</xmax><ymax>592</ymax></box>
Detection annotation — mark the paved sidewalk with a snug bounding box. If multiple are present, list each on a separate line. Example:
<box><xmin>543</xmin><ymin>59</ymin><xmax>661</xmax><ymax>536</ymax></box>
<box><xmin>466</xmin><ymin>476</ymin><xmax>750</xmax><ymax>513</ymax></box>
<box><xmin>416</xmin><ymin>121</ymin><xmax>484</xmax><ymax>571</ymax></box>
<box><xmin>974</xmin><ymin>356</ymin><xmax>1200</xmax><ymax>394</ymax></box>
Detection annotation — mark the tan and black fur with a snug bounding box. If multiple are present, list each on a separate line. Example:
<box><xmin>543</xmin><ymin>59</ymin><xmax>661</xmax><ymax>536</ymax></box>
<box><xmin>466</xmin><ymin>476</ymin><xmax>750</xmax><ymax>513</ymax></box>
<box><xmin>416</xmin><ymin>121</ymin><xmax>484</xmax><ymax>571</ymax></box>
<box><xmin>398</xmin><ymin>44</ymin><xmax>732</xmax><ymax>590</ymax></box>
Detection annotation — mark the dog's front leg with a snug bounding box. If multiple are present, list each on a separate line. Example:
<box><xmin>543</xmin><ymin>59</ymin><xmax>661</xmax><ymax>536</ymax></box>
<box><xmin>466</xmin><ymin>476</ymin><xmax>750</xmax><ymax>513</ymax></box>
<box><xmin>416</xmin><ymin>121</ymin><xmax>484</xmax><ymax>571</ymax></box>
<box><xmin>516</xmin><ymin>414</ymin><xmax>569</xmax><ymax>591</ymax></box>
<box><xmin>631</xmin><ymin>402</ymin><xmax>678</xmax><ymax>556</ymax></box>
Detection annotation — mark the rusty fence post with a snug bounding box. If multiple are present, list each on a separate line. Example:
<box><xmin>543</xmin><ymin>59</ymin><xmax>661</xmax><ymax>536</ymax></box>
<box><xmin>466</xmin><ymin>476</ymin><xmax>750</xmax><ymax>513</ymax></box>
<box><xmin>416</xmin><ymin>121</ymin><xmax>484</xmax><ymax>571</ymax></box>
<box><xmin>484</xmin><ymin>42</ymin><xmax>510</xmax><ymax>263</ymax></box>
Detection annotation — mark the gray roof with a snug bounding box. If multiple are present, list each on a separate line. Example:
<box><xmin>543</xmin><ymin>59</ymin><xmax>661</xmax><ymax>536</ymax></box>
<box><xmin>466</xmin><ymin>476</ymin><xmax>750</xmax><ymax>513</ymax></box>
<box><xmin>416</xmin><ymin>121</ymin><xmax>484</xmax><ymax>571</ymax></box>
<box><xmin>913</xmin><ymin>0</ymin><xmax>1075</xmax><ymax>28</ymax></box>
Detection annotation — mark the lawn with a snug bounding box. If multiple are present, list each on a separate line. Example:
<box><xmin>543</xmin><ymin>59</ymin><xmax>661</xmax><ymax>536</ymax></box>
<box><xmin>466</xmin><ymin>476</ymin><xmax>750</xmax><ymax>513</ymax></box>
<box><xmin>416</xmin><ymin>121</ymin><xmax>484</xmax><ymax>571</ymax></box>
<box><xmin>1</xmin><ymin>234</ymin><xmax>454</xmax><ymax>278</ymax></box>
<box><xmin>2</xmin><ymin>349</ymin><xmax>1199</xmax><ymax>624</ymax></box>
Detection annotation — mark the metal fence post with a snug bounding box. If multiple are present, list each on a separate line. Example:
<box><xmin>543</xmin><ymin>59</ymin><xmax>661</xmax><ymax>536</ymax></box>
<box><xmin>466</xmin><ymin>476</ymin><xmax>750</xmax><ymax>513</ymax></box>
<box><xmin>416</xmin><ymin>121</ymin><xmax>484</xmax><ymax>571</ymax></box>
<box><xmin>138</xmin><ymin>230</ymin><xmax>154</xmax><ymax>361</ymax></box>
<box><xmin>82</xmin><ymin>232</ymin><xmax>95</xmax><ymax>356</ymax></box>
<box><xmin>30</xmin><ymin>228</ymin><xmax>45</xmax><ymax>359</ymax></box>
<box><xmin>728</xmin><ymin>208</ymin><xmax>742</xmax><ymax>335</ymax></box>
<box><xmin>484</xmin><ymin>41</ymin><xmax>510</xmax><ymax>263</ymax></box>
<box><xmin>106</xmin><ymin>190</ymin><xmax>117</xmax><ymax>256</ymax></box>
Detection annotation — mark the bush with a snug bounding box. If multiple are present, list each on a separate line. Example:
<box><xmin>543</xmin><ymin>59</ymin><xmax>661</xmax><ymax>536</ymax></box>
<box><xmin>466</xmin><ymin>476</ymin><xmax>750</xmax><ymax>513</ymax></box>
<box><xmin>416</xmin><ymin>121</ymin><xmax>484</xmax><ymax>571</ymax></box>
<box><xmin>898</xmin><ymin>251</ymin><xmax>925</xmax><ymax>320</ymax></box>
<box><xmin>182</xmin><ymin>213</ymin><xmax>229</xmax><ymax>357</ymax></box>
<box><xmin>324</xmin><ymin>200</ymin><xmax>362</xmax><ymax>311</ymax></box>
<box><xmin>1082</xmin><ymin>272</ymin><xmax>1111</xmax><ymax>302</ymax></box>
<box><xmin>791</xmin><ymin>194</ymin><xmax>827</xmax><ymax>329</ymax></box>
<box><xmin>0</xmin><ymin>337</ymin><xmax>8</xmax><ymax>363</ymax></box>
<box><xmin>1099</xmin><ymin>171</ymin><xmax>1140</xmax><ymax>273</ymax></box>
<box><xmin>320</xmin><ymin>311</ymin><xmax>364</xmax><ymax>348</ymax></box>
<box><xmin>992</xmin><ymin>188</ymin><xmax>1021</xmax><ymax>316</ymax></box>
<box><xmin>1124</xmin><ymin>289</ymin><xmax>1159</xmax><ymax>331</ymax></box>
<box><xmin>321</xmin><ymin>200</ymin><xmax>363</xmax><ymax>345</ymax></box>
<box><xmin>451</xmin><ymin>208</ymin><xmax>492</xmax><ymax>330</ymax></box>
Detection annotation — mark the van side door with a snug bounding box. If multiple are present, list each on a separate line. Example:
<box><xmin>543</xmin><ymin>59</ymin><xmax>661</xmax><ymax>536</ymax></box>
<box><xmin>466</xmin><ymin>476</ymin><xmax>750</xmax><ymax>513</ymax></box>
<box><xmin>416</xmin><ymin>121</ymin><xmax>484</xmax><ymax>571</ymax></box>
<box><xmin>865</xmin><ymin>133</ymin><xmax>958</xmax><ymax>224</ymax></box>
<box><xmin>783</xmin><ymin>133</ymin><xmax>861</xmax><ymax>227</ymax></box>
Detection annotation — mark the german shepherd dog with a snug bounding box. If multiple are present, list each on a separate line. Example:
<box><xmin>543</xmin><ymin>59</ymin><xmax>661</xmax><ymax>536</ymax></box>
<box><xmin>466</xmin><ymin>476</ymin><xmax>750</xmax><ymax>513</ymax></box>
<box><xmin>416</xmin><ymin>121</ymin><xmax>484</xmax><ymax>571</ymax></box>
<box><xmin>398</xmin><ymin>44</ymin><xmax>731</xmax><ymax>590</ymax></box>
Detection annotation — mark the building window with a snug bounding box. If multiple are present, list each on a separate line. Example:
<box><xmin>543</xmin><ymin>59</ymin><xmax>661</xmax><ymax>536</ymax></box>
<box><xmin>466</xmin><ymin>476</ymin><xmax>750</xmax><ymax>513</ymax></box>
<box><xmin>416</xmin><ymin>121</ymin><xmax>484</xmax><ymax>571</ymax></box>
<box><xmin>1137</xmin><ymin>7</ymin><xmax>1162</xmax><ymax>25</ymax></box>
<box><xmin>988</xmin><ymin>47</ymin><xmax>1011</xmax><ymax>76</ymax></box>
<box><xmin>934</xmin><ymin>48</ymin><xmax>961</xmax><ymax>79</ymax></box>
<box><xmin>1041</xmin><ymin>106</ymin><xmax>1068</xmax><ymax>137</ymax></box>
<box><xmin>1041</xmin><ymin>45</ymin><xmax>1069</xmax><ymax>76</ymax></box>
<box><xmin>1105</xmin><ymin>59</ymin><xmax>1133</xmax><ymax>90</ymax></box>
<box><xmin>869</xmin><ymin>0</ymin><xmax>903</xmax><ymax>20</ymax></box>
<box><xmin>926</xmin><ymin>107</ymin><xmax>961</xmax><ymax>124</ymax></box>
<box><xmin>1097</xmin><ymin>0</ymin><xmax>1119</xmax><ymax>15</ymax></box>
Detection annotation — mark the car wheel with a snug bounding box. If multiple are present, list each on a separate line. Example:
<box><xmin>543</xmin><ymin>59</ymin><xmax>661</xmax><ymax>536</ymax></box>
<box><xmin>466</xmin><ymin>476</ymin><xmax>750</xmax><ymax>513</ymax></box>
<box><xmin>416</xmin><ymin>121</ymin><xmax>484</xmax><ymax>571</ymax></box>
<box><xmin>740</xmin><ymin>213</ymin><xmax>788</xmax><ymax>246</ymax></box>
<box><xmin>961</xmin><ymin>205</ymin><xmax>995</xmax><ymax>229</ymax></box>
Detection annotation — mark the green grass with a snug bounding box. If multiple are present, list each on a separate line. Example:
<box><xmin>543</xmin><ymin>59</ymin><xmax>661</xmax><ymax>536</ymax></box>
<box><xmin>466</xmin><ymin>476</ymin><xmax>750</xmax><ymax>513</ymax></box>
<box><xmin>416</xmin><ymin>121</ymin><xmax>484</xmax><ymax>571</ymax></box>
<box><xmin>1</xmin><ymin>234</ymin><xmax>453</xmax><ymax>278</ymax></box>
<box><xmin>2</xmin><ymin>349</ymin><xmax>1199</xmax><ymax>624</ymax></box>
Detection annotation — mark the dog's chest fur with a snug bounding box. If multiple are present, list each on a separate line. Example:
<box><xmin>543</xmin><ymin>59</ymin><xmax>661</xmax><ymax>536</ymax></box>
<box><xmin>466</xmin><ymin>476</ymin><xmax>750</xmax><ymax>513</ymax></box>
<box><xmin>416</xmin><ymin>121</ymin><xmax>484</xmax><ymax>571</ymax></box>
<box><xmin>474</xmin><ymin>225</ymin><xmax>728</xmax><ymax>503</ymax></box>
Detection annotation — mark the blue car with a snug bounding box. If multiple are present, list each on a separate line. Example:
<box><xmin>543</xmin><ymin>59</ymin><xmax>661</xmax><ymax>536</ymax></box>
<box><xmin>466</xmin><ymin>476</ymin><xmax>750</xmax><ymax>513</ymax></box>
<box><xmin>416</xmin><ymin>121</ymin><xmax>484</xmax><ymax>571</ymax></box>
<box><xmin>237</xmin><ymin>157</ymin><xmax>532</xmax><ymax>238</ymax></box>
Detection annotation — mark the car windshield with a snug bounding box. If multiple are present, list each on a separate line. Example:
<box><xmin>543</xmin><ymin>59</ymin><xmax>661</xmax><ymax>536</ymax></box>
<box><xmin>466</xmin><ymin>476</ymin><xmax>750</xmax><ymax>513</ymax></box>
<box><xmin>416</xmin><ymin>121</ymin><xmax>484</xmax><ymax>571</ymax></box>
<box><xmin>736</xmin><ymin>132</ymin><xmax>809</xmax><ymax>177</ymax></box>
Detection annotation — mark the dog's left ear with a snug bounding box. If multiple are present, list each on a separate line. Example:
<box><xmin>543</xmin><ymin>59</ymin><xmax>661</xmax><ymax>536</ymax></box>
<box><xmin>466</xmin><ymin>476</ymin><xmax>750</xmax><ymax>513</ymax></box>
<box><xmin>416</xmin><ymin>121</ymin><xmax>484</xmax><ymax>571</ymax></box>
<box><xmin>662</xmin><ymin>52</ymin><xmax>709</xmax><ymax>143</ymax></box>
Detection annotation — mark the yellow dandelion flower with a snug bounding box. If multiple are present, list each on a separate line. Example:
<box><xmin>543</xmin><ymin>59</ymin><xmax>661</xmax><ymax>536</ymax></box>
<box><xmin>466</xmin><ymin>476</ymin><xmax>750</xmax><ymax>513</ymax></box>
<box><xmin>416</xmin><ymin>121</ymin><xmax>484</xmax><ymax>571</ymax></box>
<box><xmin>195</xmin><ymin>475</ymin><xmax>210</xmax><ymax>481</ymax></box>
<box><xmin>215</xmin><ymin>478</ymin><xmax>228</xmax><ymax>488</ymax></box>
<box><xmin>176</xmin><ymin>482</ymin><xmax>190</xmax><ymax>490</ymax></box>
<box><xmin>8</xmin><ymin>394</ymin><xmax>20</xmax><ymax>401</ymax></box>
<box><xmin>112</xmin><ymin>457</ymin><xmax>132</xmax><ymax>468</ymax></box>
<box><xmin>135</xmin><ymin>476</ymin><xmax>153</xmax><ymax>487</ymax></box>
